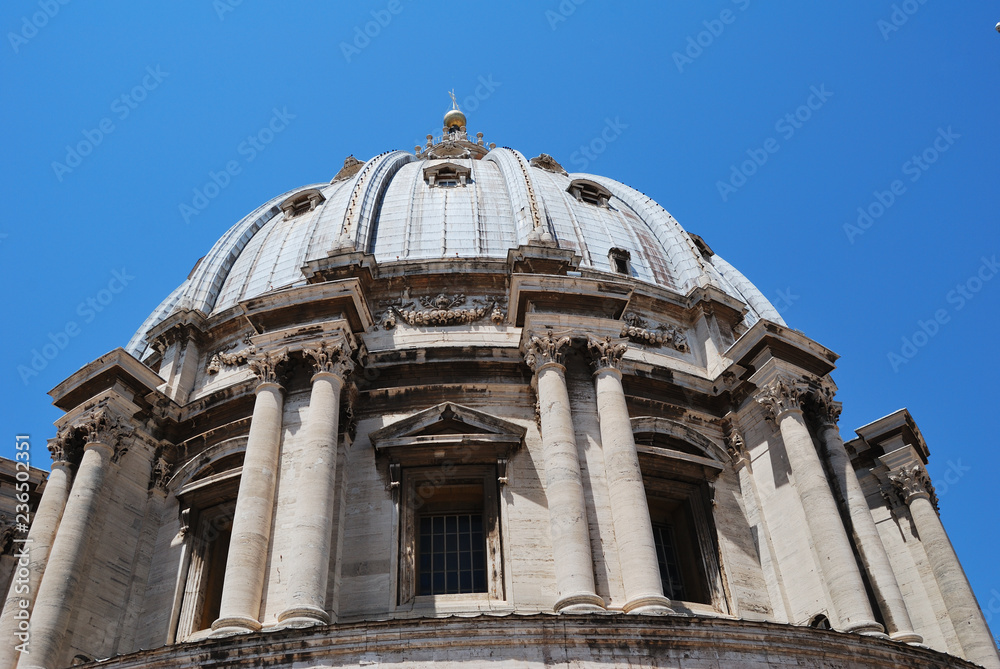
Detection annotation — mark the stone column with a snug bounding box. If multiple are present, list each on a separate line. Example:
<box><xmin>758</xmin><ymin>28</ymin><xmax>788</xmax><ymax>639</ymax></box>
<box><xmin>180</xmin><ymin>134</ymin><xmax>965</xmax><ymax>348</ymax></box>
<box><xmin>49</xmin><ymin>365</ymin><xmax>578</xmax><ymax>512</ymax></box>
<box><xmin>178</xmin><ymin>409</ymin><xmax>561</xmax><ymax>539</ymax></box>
<box><xmin>212</xmin><ymin>350</ymin><xmax>287</xmax><ymax>636</ymax></box>
<box><xmin>524</xmin><ymin>331</ymin><xmax>604</xmax><ymax>612</ymax></box>
<box><xmin>587</xmin><ymin>336</ymin><xmax>671</xmax><ymax>613</ymax></box>
<box><xmin>755</xmin><ymin>376</ymin><xmax>883</xmax><ymax>636</ymax></box>
<box><xmin>19</xmin><ymin>410</ymin><xmax>126</xmax><ymax>669</ymax></box>
<box><xmin>808</xmin><ymin>387</ymin><xmax>921</xmax><ymax>644</ymax></box>
<box><xmin>277</xmin><ymin>341</ymin><xmax>353</xmax><ymax>627</ymax></box>
<box><xmin>890</xmin><ymin>466</ymin><xmax>1000</xmax><ymax>669</ymax></box>
<box><xmin>0</xmin><ymin>441</ymin><xmax>74</xmax><ymax>669</ymax></box>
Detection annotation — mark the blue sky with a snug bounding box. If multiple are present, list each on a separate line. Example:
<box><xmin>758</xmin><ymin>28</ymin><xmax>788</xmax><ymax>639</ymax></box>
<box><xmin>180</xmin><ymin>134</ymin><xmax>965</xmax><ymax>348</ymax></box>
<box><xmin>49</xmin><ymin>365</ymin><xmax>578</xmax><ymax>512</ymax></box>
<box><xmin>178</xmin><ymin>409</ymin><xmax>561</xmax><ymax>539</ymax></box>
<box><xmin>1</xmin><ymin>1</ymin><xmax>998</xmax><ymax>635</ymax></box>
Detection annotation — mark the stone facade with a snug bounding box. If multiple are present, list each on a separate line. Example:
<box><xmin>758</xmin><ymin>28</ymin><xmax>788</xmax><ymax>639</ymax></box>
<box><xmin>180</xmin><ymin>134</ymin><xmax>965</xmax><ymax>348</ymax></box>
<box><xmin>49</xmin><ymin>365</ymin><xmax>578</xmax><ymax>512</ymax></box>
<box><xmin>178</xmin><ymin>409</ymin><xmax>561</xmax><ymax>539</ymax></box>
<box><xmin>1</xmin><ymin>114</ymin><xmax>996</xmax><ymax>669</ymax></box>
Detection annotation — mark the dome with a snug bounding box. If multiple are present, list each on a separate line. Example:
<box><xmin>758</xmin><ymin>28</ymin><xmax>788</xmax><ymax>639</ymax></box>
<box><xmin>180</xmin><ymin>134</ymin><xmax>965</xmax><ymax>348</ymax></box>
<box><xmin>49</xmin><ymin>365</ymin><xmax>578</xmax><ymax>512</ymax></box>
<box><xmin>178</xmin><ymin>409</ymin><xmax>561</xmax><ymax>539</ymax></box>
<box><xmin>127</xmin><ymin>138</ymin><xmax>782</xmax><ymax>358</ymax></box>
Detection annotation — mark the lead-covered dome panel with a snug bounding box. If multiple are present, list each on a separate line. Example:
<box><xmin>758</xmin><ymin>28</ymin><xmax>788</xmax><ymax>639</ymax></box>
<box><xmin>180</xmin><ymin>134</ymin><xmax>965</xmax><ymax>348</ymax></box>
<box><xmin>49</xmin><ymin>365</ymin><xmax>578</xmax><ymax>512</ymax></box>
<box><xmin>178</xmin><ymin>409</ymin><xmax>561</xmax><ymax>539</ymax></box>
<box><xmin>126</xmin><ymin>145</ymin><xmax>784</xmax><ymax>358</ymax></box>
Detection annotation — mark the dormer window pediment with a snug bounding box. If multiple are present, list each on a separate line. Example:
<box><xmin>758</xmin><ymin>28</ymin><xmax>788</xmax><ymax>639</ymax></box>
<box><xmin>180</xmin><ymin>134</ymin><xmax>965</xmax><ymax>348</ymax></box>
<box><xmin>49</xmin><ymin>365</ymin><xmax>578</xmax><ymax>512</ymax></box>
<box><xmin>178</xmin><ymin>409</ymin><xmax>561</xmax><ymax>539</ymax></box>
<box><xmin>567</xmin><ymin>178</ymin><xmax>612</xmax><ymax>207</ymax></box>
<box><xmin>279</xmin><ymin>188</ymin><xmax>326</xmax><ymax>218</ymax></box>
<box><xmin>423</xmin><ymin>162</ymin><xmax>471</xmax><ymax>188</ymax></box>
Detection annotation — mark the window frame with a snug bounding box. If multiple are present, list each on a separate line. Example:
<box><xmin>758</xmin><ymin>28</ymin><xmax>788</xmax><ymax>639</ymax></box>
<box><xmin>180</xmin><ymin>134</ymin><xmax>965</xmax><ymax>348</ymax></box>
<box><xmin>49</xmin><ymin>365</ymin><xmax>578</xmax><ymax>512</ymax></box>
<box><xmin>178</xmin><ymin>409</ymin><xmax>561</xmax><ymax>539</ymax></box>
<box><xmin>397</xmin><ymin>464</ymin><xmax>504</xmax><ymax>606</ymax></box>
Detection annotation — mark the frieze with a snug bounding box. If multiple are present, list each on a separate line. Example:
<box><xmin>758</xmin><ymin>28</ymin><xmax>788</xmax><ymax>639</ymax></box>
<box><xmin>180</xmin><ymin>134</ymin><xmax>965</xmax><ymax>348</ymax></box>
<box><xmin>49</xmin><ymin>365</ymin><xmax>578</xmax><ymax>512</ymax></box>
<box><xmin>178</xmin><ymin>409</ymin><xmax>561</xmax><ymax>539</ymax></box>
<box><xmin>620</xmin><ymin>312</ymin><xmax>689</xmax><ymax>352</ymax></box>
<box><xmin>378</xmin><ymin>293</ymin><xmax>505</xmax><ymax>329</ymax></box>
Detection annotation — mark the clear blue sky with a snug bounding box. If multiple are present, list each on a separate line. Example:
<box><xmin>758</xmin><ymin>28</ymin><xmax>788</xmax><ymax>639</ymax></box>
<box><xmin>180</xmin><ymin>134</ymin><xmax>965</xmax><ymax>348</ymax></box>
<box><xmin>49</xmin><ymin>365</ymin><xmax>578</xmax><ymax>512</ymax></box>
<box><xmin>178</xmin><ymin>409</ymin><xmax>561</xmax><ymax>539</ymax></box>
<box><xmin>1</xmin><ymin>1</ymin><xmax>997</xmax><ymax>635</ymax></box>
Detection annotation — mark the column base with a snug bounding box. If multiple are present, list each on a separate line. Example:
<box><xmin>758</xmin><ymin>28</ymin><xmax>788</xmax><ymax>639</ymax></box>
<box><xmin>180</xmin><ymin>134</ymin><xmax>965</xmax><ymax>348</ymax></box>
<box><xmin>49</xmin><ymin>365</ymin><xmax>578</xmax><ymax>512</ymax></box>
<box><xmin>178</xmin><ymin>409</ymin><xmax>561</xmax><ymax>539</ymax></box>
<box><xmin>889</xmin><ymin>631</ymin><xmax>924</xmax><ymax>644</ymax></box>
<box><xmin>277</xmin><ymin>605</ymin><xmax>331</xmax><ymax>628</ymax></box>
<box><xmin>210</xmin><ymin>615</ymin><xmax>262</xmax><ymax>637</ymax></box>
<box><xmin>554</xmin><ymin>592</ymin><xmax>606</xmax><ymax>612</ymax></box>
<box><xmin>623</xmin><ymin>594</ymin><xmax>674</xmax><ymax>614</ymax></box>
<box><xmin>843</xmin><ymin>620</ymin><xmax>887</xmax><ymax>638</ymax></box>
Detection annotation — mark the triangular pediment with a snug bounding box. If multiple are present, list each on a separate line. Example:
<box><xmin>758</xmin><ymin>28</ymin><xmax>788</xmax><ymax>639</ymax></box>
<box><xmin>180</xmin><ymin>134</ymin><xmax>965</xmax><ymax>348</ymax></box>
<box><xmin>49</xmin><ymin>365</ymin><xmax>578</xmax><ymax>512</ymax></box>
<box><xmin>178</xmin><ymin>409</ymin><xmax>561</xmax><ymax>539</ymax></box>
<box><xmin>370</xmin><ymin>403</ymin><xmax>526</xmax><ymax>447</ymax></box>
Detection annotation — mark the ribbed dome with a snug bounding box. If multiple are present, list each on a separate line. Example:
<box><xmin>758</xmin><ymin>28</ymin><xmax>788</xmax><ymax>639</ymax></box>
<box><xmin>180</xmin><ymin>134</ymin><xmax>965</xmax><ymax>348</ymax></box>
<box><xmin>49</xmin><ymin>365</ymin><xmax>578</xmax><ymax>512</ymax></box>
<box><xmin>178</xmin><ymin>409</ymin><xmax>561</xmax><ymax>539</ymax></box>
<box><xmin>126</xmin><ymin>146</ymin><xmax>783</xmax><ymax>358</ymax></box>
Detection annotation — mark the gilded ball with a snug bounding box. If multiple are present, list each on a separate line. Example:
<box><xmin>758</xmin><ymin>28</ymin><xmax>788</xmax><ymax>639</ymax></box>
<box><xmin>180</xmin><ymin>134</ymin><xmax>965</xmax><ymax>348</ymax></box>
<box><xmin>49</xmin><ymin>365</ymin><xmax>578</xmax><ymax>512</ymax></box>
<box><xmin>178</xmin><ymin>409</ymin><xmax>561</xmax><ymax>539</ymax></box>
<box><xmin>444</xmin><ymin>109</ymin><xmax>467</xmax><ymax>129</ymax></box>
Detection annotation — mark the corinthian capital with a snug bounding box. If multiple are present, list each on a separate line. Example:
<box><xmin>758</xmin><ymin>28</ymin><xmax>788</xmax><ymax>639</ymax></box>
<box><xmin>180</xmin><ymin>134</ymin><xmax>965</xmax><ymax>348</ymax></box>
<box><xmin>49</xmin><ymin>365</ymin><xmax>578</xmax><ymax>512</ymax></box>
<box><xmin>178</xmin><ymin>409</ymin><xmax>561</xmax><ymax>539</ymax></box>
<box><xmin>303</xmin><ymin>341</ymin><xmax>355</xmax><ymax>379</ymax></box>
<box><xmin>807</xmin><ymin>384</ymin><xmax>842</xmax><ymax>426</ymax></box>
<box><xmin>889</xmin><ymin>465</ymin><xmax>939</xmax><ymax>510</ymax></box>
<box><xmin>78</xmin><ymin>406</ymin><xmax>133</xmax><ymax>462</ymax></box>
<box><xmin>247</xmin><ymin>349</ymin><xmax>288</xmax><ymax>385</ymax></box>
<box><xmin>587</xmin><ymin>335</ymin><xmax>628</xmax><ymax>372</ymax></box>
<box><xmin>754</xmin><ymin>375</ymin><xmax>807</xmax><ymax>420</ymax></box>
<box><xmin>523</xmin><ymin>330</ymin><xmax>572</xmax><ymax>372</ymax></box>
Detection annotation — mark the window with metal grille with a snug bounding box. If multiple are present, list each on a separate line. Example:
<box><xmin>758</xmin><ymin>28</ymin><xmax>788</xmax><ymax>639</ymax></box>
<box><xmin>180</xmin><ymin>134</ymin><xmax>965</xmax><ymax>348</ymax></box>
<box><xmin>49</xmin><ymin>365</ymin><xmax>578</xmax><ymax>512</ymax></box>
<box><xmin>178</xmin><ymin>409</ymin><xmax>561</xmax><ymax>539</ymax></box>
<box><xmin>418</xmin><ymin>513</ymin><xmax>487</xmax><ymax>595</ymax></box>
<box><xmin>652</xmin><ymin>522</ymin><xmax>685</xmax><ymax>601</ymax></box>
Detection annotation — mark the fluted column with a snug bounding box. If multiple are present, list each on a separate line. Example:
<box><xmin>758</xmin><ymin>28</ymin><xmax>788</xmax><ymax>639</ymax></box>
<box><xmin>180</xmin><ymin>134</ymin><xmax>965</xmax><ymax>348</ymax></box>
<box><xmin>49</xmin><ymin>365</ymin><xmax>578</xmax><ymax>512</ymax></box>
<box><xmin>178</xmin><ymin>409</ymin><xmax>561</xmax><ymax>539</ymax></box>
<box><xmin>587</xmin><ymin>336</ymin><xmax>671</xmax><ymax>613</ymax></box>
<box><xmin>524</xmin><ymin>331</ymin><xmax>604</xmax><ymax>611</ymax></box>
<box><xmin>755</xmin><ymin>376</ymin><xmax>883</xmax><ymax>636</ymax></box>
<box><xmin>19</xmin><ymin>410</ymin><xmax>126</xmax><ymax>669</ymax></box>
<box><xmin>0</xmin><ymin>441</ymin><xmax>74</xmax><ymax>669</ymax></box>
<box><xmin>890</xmin><ymin>466</ymin><xmax>1000</xmax><ymax>668</ymax></box>
<box><xmin>278</xmin><ymin>342</ymin><xmax>353</xmax><ymax>627</ymax></box>
<box><xmin>212</xmin><ymin>349</ymin><xmax>287</xmax><ymax>636</ymax></box>
<box><xmin>808</xmin><ymin>387</ymin><xmax>921</xmax><ymax>643</ymax></box>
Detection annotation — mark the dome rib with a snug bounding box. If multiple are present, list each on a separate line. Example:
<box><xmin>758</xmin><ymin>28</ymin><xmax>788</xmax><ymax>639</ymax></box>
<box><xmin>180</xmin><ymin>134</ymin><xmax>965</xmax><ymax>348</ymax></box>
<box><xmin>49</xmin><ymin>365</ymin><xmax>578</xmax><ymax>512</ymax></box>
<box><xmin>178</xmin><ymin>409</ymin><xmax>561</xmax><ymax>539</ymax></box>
<box><xmin>341</xmin><ymin>150</ymin><xmax>416</xmax><ymax>253</ymax></box>
<box><xmin>484</xmin><ymin>148</ymin><xmax>550</xmax><ymax>241</ymax></box>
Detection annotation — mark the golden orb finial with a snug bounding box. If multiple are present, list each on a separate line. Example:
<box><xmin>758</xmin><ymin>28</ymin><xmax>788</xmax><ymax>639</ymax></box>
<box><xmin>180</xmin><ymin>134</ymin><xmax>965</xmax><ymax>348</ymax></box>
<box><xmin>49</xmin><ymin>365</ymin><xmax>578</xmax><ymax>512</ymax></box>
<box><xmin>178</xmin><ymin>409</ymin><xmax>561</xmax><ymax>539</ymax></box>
<box><xmin>444</xmin><ymin>89</ymin><xmax>466</xmax><ymax>130</ymax></box>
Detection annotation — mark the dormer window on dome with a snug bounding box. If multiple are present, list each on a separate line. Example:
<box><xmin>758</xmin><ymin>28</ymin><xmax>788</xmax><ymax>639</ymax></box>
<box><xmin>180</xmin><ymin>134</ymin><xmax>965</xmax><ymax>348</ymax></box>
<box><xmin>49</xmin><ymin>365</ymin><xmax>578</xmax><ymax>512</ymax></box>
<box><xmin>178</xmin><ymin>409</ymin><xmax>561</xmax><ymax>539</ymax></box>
<box><xmin>424</xmin><ymin>162</ymin><xmax>471</xmax><ymax>188</ymax></box>
<box><xmin>567</xmin><ymin>179</ymin><xmax>612</xmax><ymax>207</ymax></box>
<box><xmin>609</xmin><ymin>247</ymin><xmax>631</xmax><ymax>275</ymax></box>
<box><xmin>279</xmin><ymin>189</ymin><xmax>325</xmax><ymax>218</ymax></box>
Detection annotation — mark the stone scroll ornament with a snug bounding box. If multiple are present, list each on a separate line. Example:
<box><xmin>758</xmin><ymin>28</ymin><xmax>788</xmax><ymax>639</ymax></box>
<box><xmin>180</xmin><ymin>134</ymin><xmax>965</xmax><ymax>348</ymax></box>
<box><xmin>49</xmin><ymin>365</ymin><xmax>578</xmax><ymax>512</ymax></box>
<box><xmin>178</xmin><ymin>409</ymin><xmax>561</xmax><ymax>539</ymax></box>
<box><xmin>149</xmin><ymin>450</ymin><xmax>173</xmax><ymax>492</ymax></box>
<box><xmin>379</xmin><ymin>293</ymin><xmax>505</xmax><ymax>329</ymax></box>
<box><xmin>303</xmin><ymin>341</ymin><xmax>356</xmax><ymax>379</ymax></box>
<box><xmin>523</xmin><ymin>330</ymin><xmax>572</xmax><ymax>371</ymax></box>
<box><xmin>620</xmin><ymin>312</ymin><xmax>689</xmax><ymax>352</ymax></box>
